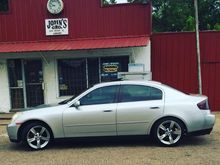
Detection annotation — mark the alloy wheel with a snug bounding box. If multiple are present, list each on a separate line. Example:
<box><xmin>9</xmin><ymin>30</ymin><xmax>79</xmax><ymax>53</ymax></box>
<box><xmin>156</xmin><ymin>120</ymin><xmax>182</xmax><ymax>146</ymax></box>
<box><xmin>26</xmin><ymin>125</ymin><xmax>51</xmax><ymax>150</ymax></box>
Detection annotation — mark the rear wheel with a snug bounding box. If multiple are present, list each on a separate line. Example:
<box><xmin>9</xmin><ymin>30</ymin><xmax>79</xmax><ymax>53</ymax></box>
<box><xmin>22</xmin><ymin>122</ymin><xmax>51</xmax><ymax>150</ymax></box>
<box><xmin>153</xmin><ymin>118</ymin><xmax>184</xmax><ymax>146</ymax></box>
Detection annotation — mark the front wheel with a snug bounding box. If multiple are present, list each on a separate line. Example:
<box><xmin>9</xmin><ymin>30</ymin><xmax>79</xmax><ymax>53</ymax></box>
<box><xmin>153</xmin><ymin>118</ymin><xmax>184</xmax><ymax>146</ymax></box>
<box><xmin>22</xmin><ymin>122</ymin><xmax>51</xmax><ymax>150</ymax></box>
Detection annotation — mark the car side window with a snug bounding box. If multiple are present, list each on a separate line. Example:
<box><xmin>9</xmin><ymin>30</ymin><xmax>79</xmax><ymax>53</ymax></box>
<box><xmin>119</xmin><ymin>85</ymin><xmax>162</xmax><ymax>102</ymax></box>
<box><xmin>80</xmin><ymin>85</ymin><xmax>119</xmax><ymax>105</ymax></box>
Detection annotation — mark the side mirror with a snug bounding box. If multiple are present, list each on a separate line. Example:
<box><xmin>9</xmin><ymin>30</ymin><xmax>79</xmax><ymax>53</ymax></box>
<box><xmin>72</xmin><ymin>100</ymin><xmax>80</xmax><ymax>108</ymax></box>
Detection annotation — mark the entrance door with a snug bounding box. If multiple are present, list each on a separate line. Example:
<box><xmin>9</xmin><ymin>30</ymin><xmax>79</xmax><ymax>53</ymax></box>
<box><xmin>8</xmin><ymin>59</ymin><xmax>44</xmax><ymax>109</ymax></box>
<box><xmin>24</xmin><ymin>60</ymin><xmax>44</xmax><ymax>107</ymax></box>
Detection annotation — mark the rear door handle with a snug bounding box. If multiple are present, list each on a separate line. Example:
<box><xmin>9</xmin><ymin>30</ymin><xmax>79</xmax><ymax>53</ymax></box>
<box><xmin>150</xmin><ymin>107</ymin><xmax>160</xmax><ymax>109</ymax></box>
<box><xmin>103</xmin><ymin>110</ymin><xmax>113</xmax><ymax>112</ymax></box>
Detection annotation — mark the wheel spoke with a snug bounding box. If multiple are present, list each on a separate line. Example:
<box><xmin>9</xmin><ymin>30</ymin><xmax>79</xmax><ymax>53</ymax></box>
<box><xmin>40</xmin><ymin>127</ymin><xmax>46</xmax><ymax>135</ymax></box>
<box><xmin>173</xmin><ymin>129</ymin><xmax>181</xmax><ymax>135</ymax></box>
<box><xmin>27</xmin><ymin>137</ymin><xmax>36</xmax><ymax>143</ymax></box>
<box><xmin>159</xmin><ymin>134</ymin><xmax>167</xmax><ymax>140</ymax></box>
<box><xmin>169</xmin><ymin>135</ymin><xmax>174</xmax><ymax>144</ymax></box>
<box><xmin>37</xmin><ymin>139</ymin><xmax>41</xmax><ymax>149</ymax></box>
<box><xmin>30</xmin><ymin>128</ymin><xmax>37</xmax><ymax>135</ymax></box>
<box><xmin>41</xmin><ymin>136</ymin><xmax>49</xmax><ymax>141</ymax></box>
<box><xmin>169</xmin><ymin>121</ymin><xmax>175</xmax><ymax>129</ymax></box>
<box><xmin>159</xmin><ymin>124</ymin><xmax>166</xmax><ymax>131</ymax></box>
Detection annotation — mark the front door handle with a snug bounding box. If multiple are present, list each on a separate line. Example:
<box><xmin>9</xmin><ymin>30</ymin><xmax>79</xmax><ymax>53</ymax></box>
<box><xmin>150</xmin><ymin>107</ymin><xmax>160</xmax><ymax>109</ymax></box>
<box><xmin>103</xmin><ymin>110</ymin><xmax>113</xmax><ymax>112</ymax></box>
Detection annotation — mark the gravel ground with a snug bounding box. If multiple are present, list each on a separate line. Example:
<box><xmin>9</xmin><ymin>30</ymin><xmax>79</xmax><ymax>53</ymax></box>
<box><xmin>0</xmin><ymin>113</ymin><xmax>219</xmax><ymax>165</ymax></box>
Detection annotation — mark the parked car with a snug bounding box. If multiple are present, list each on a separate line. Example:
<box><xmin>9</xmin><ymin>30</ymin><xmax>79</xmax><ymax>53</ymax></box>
<box><xmin>7</xmin><ymin>80</ymin><xmax>215</xmax><ymax>150</ymax></box>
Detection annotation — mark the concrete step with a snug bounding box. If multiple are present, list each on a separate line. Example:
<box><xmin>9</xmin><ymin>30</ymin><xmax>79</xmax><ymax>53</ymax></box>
<box><xmin>0</xmin><ymin>120</ymin><xmax>10</xmax><ymax>126</ymax></box>
<box><xmin>0</xmin><ymin>113</ymin><xmax>14</xmax><ymax>120</ymax></box>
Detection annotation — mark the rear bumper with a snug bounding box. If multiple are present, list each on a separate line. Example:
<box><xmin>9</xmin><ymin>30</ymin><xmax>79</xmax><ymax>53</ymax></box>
<box><xmin>188</xmin><ymin>113</ymin><xmax>215</xmax><ymax>136</ymax></box>
<box><xmin>187</xmin><ymin>128</ymin><xmax>213</xmax><ymax>136</ymax></box>
<box><xmin>204</xmin><ymin>113</ymin><xmax>215</xmax><ymax>129</ymax></box>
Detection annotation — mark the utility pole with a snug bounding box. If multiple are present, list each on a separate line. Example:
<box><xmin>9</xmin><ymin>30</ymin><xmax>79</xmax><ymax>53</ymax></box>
<box><xmin>194</xmin><ymin>0</ymin><xmax>202</xmax><ymax>94</ymax></box>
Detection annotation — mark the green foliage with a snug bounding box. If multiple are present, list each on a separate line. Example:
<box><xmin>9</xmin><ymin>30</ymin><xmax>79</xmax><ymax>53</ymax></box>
<box><xmin>214</xmin><ymin>23</ymin><xmax>220</xmax><ymax>30</ymax></box>
<box><xmin>152</xmin><ymin>0</ymin><xmax>220</xmax><ymax>32</ymax></box>
<box><xmin>103</xmin><ymin>0</ymin><xmax>117</xmax><ymax>5</ymax></box>
<box><xmin>183</xmin><ymin>16</ymin><xmax>195</xmax><ymax>31</ymax></box>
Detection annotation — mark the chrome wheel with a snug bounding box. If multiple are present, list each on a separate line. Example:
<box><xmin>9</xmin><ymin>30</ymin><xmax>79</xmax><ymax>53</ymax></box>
<box><xmin>26</xmin><ymin>125</ymin><xmax>51</xmax><ymax>150</ymax></box>
<box><xmin>155</xmin><ymin>119</ymin><xmax>183</xmax><ymax>146</ymax></box>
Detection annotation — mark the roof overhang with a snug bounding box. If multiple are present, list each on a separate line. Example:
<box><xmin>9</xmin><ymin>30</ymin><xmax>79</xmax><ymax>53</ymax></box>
<box><xmin>0</xmin><ymin>36</ymin><xmax>149</xmax><ymax>53</ymax></box>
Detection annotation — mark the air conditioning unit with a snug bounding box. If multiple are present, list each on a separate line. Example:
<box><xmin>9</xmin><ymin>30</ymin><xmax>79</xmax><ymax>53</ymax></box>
<box><xmin>118</xmin><ymin>71</ymin><xmax>152</xmax><ymax>81</ymax></box>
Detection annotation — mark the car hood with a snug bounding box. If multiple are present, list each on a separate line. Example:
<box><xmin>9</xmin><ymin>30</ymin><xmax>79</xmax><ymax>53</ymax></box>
<box><xmin>22</xmin><ymin>103</ymin><xmax>60</xmax><ymax>111</ymax></box>
<box><xmin>14</xmin><ymin>104</ymin><xmax>68</xmax><ymax>124</ymax></box>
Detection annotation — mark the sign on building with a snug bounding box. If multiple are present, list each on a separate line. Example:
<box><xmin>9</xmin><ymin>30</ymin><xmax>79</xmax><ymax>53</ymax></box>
<box><xmin>101</xmin><ymin>62</ymin><xmax>120</xmax><ymax>81</ymax></box>
<box><xmin>45</xmin><ymin>18</ymin><xmax>68</xmax><ymax>36</ymax></box>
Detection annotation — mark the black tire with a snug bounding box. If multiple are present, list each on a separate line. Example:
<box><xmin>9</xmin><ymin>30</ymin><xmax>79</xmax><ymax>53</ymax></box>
<box><xmin>152</xmin><ymin>117</ymin><xmax>184</xmax><ymax>146</ymax></box>
<box><xmin>21</xmin><ymin>122</ymin><xmax>52</xmax><ymax>150</ymax></box>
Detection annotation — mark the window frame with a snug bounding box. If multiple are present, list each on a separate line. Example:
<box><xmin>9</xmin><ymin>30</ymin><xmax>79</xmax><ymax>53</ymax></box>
<box><xmin>118</xmin><ymin>84</ymin><xmax>163</xmax><ymax>103</ymax></box>
<box><xmin>0</xmin><ymin>0</ymin><xmax>10</xmax><ymax>14</ymax></box>
<box><xmin>79</xmin><ymin>85</ymin><xmax>120</xmax><ymax>106</ymax></box>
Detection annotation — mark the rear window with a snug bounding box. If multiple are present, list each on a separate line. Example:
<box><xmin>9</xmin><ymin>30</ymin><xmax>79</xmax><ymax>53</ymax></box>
<box><xmin>119</xmin><ymin>85</ymin><xmax>162</xmax><ymax>102</ymax></box>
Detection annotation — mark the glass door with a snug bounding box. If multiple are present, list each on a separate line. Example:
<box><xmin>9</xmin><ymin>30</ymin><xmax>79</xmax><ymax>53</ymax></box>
<box><xmin>24</xmin><ymin>60</ymin><xmax>44</xmax><ymax>107</ymax></box>
<box><xmin>8</xmin><ymin>60</ymin><xmax>24</xmax><ymax>109</ymax></box>
<box><xmin>8</xmin><ymin>59</ymin><xmax>44</xmax><ymax>109</ymax></box>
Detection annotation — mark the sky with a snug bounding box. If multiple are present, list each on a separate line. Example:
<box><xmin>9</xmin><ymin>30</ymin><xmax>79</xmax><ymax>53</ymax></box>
<box><xmin>117</xmin><ymin>0</ymin><xmax>127</xmax><ymax>3</ymax></box>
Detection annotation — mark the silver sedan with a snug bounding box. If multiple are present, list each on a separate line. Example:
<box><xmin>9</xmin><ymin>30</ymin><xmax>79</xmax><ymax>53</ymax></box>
<box><xmin>7</xmin><ymin>81</ymin><xmax>215</xmax><ymax>150</ymax></box>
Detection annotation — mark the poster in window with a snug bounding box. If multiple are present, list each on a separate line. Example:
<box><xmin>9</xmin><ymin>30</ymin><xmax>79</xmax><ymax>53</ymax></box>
<box><xmin>101</xmin><ymin>62</ymin><xmax>120</xmax><ymax>82</ymax></box>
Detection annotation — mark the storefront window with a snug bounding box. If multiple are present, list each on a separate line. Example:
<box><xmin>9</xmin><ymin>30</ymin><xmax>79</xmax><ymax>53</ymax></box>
<box><xmin>58</xmin><ymin>56</ymin><xmax>128</xmax><ymax>96</ymax></box>
<box><xmin>87</xmin><ymin>58</ymin><xmax>99</xmax><ymax>88</ymax></box>
<box><xmin>101</xmin><ymin>56</ymin><xmax>128</xmax><ymax>82</ymax></box>
<box><xmin>0</xmin><ymin>0</ymin><xmax>9</xmax><ymax>12</ymax></box>
<box><xmin>58</xmin><ymin>59</ymin><xmax>87</xmax><ymax>97</ymax></box>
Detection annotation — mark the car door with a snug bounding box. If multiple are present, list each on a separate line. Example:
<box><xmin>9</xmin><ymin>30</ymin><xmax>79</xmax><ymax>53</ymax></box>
<box><xmin>116</xmin><ymin>84</ymin><xmax>164</xmax><ymax>135</ymax></box>
<box><xmin>63</xmin><ymin>85</ymin><xmax>119</xmax><ymax>137</ymax></box>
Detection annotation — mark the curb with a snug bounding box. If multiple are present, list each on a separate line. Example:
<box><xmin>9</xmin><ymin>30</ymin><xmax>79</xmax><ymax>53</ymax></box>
<box><xmin>0</xmin><ymin>124</ymin><xmax>8</xmax><ymax>126</ymax></box>
<box><xmin>0</xmin><ymin>118</ymin><xmax>11</xmax><ymax>120</ymax></box>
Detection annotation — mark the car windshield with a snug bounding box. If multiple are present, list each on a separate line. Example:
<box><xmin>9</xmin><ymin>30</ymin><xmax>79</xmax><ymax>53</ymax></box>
<box><xmin>58</xmin><ymin>96</ymin><xmax>75</xmax><ymax>105</ymax></box>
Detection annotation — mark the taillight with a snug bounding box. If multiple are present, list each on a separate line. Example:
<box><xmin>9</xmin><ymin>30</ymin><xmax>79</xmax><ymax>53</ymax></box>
<box><xmin>197</xmin><ymin>100</ymin><xmax>209</xmax><ymax>110</ymax></box>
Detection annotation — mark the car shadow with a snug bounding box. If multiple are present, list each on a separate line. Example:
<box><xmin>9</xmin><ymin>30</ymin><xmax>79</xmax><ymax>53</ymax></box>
<box><xmin>51</xmin><ymin>136</ymin><xmax>155</xmax><ymax>149</ymax></box>
<box><xmin>8</xmin><ymin>135</ymin><xmax>213</xmax><ymax>151</ymax></box>
<box><xmin>49</xmin><ymin>135</ymin><xmax>212</xmax><ymax>150</ymax></box>
<box><xmin>181</xmin><ymin>136</ymin><xmax>213</xmax><ymax>146</ymax></box>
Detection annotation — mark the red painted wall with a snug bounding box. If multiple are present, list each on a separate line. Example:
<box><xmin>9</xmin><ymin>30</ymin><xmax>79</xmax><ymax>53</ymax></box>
<box><xmin>0</xmin><ymin>0</ymin><xmax>151</xmax><ymax>42</ymax></box>
<box><xmin>151</xmin><ymin>31</ymin><xmax>220</xmax><ymax>111</ymax></box>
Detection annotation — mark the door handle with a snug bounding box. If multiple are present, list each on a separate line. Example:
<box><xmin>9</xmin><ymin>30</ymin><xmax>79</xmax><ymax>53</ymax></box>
<box><xmin>150</xmin><ymin>107</ymin><xmax>160</xmax><ymax>109</ymax></box>
<box><xmin>103</xmin><ymin>110</ymin><xmax>113</xmax><ymax>112</ymax></box>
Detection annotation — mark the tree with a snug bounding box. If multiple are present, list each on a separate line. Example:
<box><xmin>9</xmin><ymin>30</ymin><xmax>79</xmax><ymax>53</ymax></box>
<box><xmin>152</xmin><ymin>0</ymin><xmax>220</xmax><ymax>32</ymax></box>
<box><xmin>103</xmin><ymin>0</ymin><xmax>117</xmax><ymax>5</ymax></box>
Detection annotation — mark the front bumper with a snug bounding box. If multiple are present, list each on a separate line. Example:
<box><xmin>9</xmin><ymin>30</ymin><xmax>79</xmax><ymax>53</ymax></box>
<box><xmin>7</xmin><ymin>123</ymin><xmax>20</xmax><ymax>143</ymax></box>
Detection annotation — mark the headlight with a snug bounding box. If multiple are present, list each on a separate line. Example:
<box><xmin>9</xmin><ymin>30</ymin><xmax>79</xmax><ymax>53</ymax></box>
<box><xmin>11</xmin><ymin>112</ymin><xmax>23</xmax><ymax>123</ymax></box>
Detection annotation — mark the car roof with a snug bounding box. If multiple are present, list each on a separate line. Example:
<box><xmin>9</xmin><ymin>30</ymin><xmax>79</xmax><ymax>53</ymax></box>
<box><xmin>93</xmin><ymin>80</ymin><xmax>186</xmax><ymax>95</ymax></box>
<box><xmin>93</xmin><ymin>80</ymin><xmax>162</xmax><ymax>88</ymax></box>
